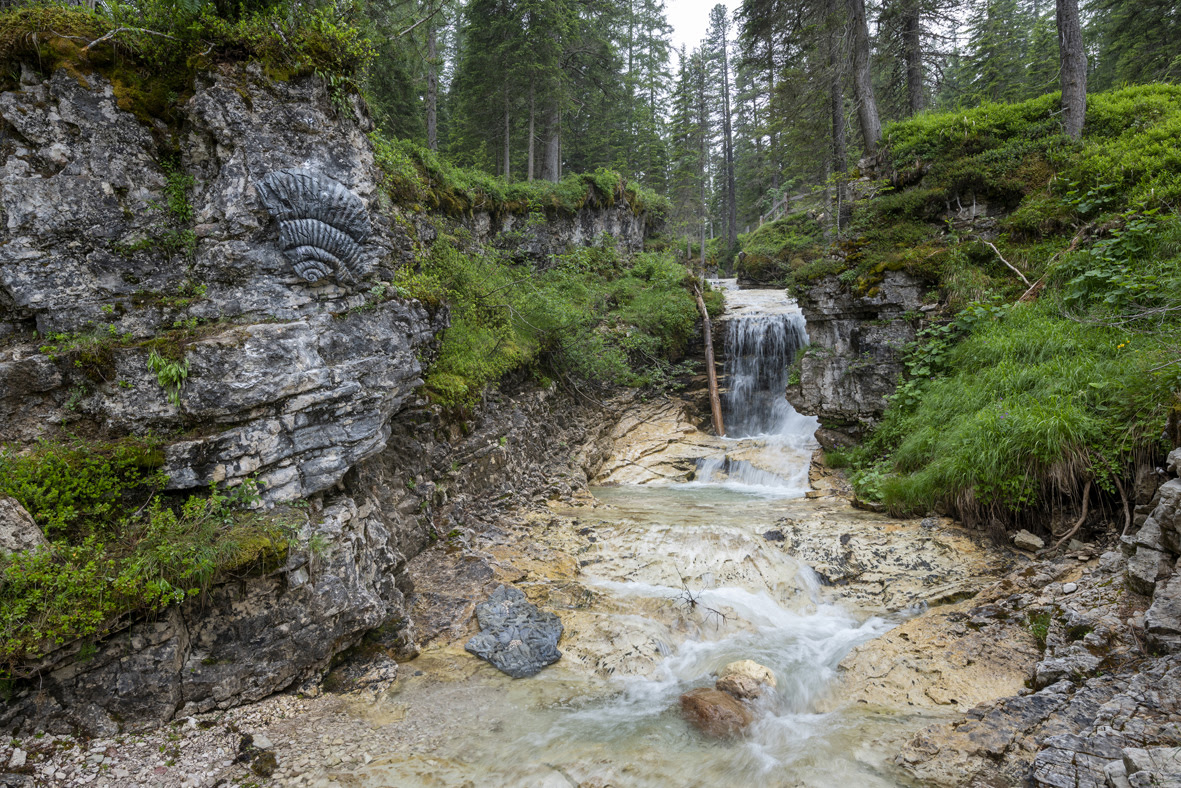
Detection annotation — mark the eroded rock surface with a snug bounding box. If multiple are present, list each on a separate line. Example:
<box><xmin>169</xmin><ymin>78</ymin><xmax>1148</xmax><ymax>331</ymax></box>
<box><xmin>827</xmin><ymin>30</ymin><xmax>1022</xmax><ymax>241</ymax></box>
<box><xmin>786</xmin><ymin>270</ymin><xmax>925</xmax><ymax>442</ymax></box>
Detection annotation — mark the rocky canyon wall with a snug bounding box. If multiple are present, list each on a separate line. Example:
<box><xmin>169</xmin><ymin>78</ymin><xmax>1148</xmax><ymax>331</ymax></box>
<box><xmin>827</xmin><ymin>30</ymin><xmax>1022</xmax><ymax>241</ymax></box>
<box><xmin>0</xmin><ymin>63</ymin><xmax>643</xmax><ymax>734</ymax></box>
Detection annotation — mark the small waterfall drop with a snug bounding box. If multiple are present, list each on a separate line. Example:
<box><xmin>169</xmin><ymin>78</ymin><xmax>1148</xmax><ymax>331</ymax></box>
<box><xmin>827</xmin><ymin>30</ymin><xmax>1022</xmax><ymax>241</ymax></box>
<box><xmin>693</xmin><ymin>280</ymin><xmax>819</xmax><ymax>495</ymax></box>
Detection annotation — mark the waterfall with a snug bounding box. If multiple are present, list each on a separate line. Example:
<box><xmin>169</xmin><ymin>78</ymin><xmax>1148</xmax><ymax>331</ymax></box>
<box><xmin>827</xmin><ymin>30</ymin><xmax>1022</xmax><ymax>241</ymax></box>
<box><xmin>722</xmin><ymin>311</ymin><xmax>810</xmax><ymax>438</ymax></box>
<box><xmin>693</xmin><ymin>281</ymin><xmax>819</xmax><ymax>495</ymax></box>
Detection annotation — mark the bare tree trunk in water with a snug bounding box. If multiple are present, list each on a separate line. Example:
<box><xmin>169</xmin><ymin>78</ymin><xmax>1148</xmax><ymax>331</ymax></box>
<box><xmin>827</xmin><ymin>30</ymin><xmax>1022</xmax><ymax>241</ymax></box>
<box><xmin>846</xmin><ymin>0</ymin><xmax>882</xmax><ymax>155</ymax></box>
<box><xmin>902</xmin><ymin>0</ymin><xmax>925</xmax><ymax>115</ymax></box>
<box><xmin>1057</xmin><ymin>0</ymin><xmax>1087</xmax><ymax>139</ymax></box>
<box><xmin>426</xmin><ymin>23</ymin><xmax>438</xmax><ymax>151</ymax></box>
<box><xmin>828</xmin><ymin>2</ymin><xmax>852</xmax><ymax>231</ymax></box>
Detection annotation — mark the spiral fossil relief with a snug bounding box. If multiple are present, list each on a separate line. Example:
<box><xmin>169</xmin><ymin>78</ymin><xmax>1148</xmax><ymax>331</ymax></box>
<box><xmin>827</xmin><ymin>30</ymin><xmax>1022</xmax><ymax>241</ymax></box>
<box><xmin>256</xmin><ymin>169</ymin><xmax>372</xmax><ymax>284</ymax></box>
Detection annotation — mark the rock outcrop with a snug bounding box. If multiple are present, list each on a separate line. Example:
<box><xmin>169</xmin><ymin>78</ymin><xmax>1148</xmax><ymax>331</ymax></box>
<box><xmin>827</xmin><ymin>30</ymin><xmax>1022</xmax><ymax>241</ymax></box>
<box><xmin>786</xmin><ymin>271</ymin><xmax>926</xmax><ymax>443</ymax></box>
<box><xmin>859</xmin><ymin>446</ymin><xmax>1181</xmax><ymax>787</ymax></box>
<box><xmin>0</xmin><ymin>63</ymin><xmax>642</xmax><ymax>735</ymax></box>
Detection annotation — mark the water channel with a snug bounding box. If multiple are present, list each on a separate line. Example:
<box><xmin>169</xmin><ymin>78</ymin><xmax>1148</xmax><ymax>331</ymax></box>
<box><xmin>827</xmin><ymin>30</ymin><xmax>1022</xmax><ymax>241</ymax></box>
<box><xmin>341</xmin><ymin>283</ymin><xmax>949</xmax><ymax>787</ymax></box>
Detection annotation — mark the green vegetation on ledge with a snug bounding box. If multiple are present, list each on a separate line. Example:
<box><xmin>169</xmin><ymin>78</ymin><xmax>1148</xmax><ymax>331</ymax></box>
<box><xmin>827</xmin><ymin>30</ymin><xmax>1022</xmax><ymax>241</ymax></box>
<box><xmin>397</xmin><ymin>239</ymin><xmax>714</xmax><ymax>408</ymax></box>
<box><xmin>0</xmin><ymin>1</ymin><xmax>373</xmax><ymax>125</ymax></box>
<box><xmin>0</xmin><ymin>438</ymin><xmax>300</xmax><ymax>673</ymax></box>
<box><xmin>803</xmin><ymin>85</ymin><xmax>1181</xmax><ymax>530</ymax></box>
<box><xmin>372</xmin><ymin>134</ymin><xmax>668</xmax><ymax>220</ymax></box>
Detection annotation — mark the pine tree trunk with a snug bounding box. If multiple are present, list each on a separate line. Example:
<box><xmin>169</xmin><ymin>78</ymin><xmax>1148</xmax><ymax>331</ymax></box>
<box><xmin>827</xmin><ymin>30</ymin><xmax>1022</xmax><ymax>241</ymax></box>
<box><xmin>503</xmin><ymin>90</ymin><xmax>511</xmax><ymax>180</ymax></box>
<box><xmin>902</xmin><ymin>0</ymin><xmax>925</xmax><ymax>115</ymax></box>
<box><xmin>527</xmin><ymin>82</ymin><xmax>535</xmax><ymax>181</ymax></box>
<box><xmin>697</xmin><ymin>59</ymin><xmax>708</xmax><ymax>267</ymax></box>
<box><xmin>1057</xmin><ymin>0</ymin><xmax>1087</xmax><ymax>139</ymax></box>
<box><xmin>721</xmin><ymin>24</ymin><xmax>737</xmax><ymax>254</ymax></box>
<box><xmin>541</xmin><ymin>105</ymin><xmax>561</xmax><ymax>182</ymax></box>
<box><xmin>767</xmin><ymin>41</ymin><xmax>779</xmax><ymax>190</ymax></box>
<box><xmin>847</xmin><ymin>0</ymin><xmax>882</xmax><ymax>155</ymax></box>
<box><xmin>828</xmin><ymin>3</ymin><xmax>852</xmax><ymax>231</ymax></box>
<box><xmin>427</xmin><ymin>23</ymin><xmax>438</xmax><ymax>151</ymax></box>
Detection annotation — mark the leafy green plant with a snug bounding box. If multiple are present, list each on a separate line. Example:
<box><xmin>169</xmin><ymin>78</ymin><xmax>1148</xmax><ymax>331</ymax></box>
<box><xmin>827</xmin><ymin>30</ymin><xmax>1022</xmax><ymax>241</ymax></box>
<box><xmin>0</xmin><ymin>477</ymin><xmax>294</xmax><ymax>669</ymax></box>
<box><xmin>0</xmin><ymin>437</ymin><xmax>165</xmax><ymax>541</ymax></box>
<box><xmin>147</xmin><ymin>349</ymin><xmax>190</xmax><ymax>408</ymax></box>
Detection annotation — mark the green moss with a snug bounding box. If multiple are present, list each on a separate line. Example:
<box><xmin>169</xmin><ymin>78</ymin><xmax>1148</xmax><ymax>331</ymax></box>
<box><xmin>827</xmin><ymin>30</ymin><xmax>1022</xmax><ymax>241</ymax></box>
<box><xmin>0</xmin><ymin>4</ymin><xmax>374</xmax><ymax>126</ymax></box>
<box><xmin>408</xmin><ymin>239</ymin><xmax>699</xmax><ymax>408</ymax></box>
<box><xmin>737</xmin><ymin>213</ymin><xmax>825</xmax><ymax>284</ymax></box>
<box><xmin>371</xmin><ymin>134</ymin><xmax>669</xmax><ymax>220</ymax></box>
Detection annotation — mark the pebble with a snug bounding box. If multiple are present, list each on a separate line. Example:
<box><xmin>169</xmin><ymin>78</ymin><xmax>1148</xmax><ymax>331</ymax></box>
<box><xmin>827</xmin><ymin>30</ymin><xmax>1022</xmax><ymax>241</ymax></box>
<box><xmin>1062</xmin><ymin>582</ymin><xmax>1078</xmax><ymax>594</ymax></box>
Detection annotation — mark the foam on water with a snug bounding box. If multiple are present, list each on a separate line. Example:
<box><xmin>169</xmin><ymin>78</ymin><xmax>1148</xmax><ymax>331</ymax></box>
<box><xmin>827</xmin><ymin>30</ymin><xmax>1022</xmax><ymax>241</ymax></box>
<box><xmin>691</xmin><ymin>279</ymin><xmax>819</xmax><ymax>496</ymax></box>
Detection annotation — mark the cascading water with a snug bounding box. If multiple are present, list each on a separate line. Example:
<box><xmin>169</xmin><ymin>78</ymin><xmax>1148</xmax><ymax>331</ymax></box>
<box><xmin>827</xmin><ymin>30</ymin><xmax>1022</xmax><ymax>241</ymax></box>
<box><xmin>343</xmin><ymin>282</ymin><xmax>919</xmax><ymax>788</ymax></box>
<box><xmin>693</xmin><ymin>280</ymin><xmax>820</xmax><ymax>494</ymax></box>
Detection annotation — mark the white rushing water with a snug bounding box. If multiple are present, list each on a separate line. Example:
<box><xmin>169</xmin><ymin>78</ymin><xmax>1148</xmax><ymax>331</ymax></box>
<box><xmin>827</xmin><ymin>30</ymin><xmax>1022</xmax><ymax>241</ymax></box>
<box><xmin>692</xmin><ymin>279</ymin><xmax>820</xmax><ymax>496</ymax></box>
<box><xmin>353</xmin><ymin>285</ymin><xmax>923</xmax><ymax>788</ymax></box>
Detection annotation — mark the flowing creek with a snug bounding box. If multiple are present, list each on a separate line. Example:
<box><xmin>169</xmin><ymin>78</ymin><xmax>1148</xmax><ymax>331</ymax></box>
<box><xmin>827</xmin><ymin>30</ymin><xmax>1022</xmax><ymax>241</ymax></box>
<box><xmin>316</xmin><ymin>283</ymin><xmax>1003</xmax><ymax>787</ymax></box>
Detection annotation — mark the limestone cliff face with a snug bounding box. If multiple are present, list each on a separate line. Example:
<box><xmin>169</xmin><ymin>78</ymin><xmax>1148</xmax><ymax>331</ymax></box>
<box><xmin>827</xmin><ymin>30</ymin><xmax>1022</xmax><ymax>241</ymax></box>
<box><xmin>0</xmin><ymin>64</ymin><xmax>637</xmax><ymax>735</ymax></box>
<box><xmin>0</xmin><ymin>64</ymin><xmax>441</xmax><ymax>502</ymax></box>
<box><xmin>786</xmin><ymin>271</ymin><xmax>926</xmax><ymax>444</ymax></box>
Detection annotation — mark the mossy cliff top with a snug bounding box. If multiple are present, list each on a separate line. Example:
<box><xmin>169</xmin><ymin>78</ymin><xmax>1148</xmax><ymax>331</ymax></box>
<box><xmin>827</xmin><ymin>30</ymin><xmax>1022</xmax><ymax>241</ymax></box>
<box><xmin>759</xmin><ymin>84</ymin><xmax>1181</xmax><ymax>532</ymax></box>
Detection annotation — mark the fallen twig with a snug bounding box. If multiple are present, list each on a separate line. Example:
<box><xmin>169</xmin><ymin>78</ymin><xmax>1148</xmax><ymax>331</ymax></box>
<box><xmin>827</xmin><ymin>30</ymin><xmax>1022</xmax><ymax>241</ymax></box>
<box><xmin>81</xmin><ymin>27</ymin><xmax>177</xmax><ymax>53</ymax></box>
<box><xmin>975</xmin><ymin>236</ymin><xmax>1031</xmax><ymax>286</ymax></box>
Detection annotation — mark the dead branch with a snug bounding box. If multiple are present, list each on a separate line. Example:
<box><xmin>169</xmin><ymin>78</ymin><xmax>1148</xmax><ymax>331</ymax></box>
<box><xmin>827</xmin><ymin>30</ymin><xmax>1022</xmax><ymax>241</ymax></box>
<box><xmin>1053</xmin><ymin>479</ymin><xmax>1092</xmax><ymax>550</ymax></box>
<box><xmin>673</xmin><ymin>565</ymin><xmax>728</xmax><ymax>629</ymax></box>
<box><xmin>81</xmin><ymin>27</ymin><xmax>177</xmax><ymax>54</ymax></box>
<box><xmin>397</xmin><ymin>5</ymin><xmax>444</xmax><ymax>38</ymax></box>
<box><xmin>693</xmin><ymin>284</ymin><xmax>725</xmax><ymax>437</ymax></box>
<box><xmin>975</xmin><ymin>236</ymin><xmax>1031</xmax><ymax>286</ymax></box>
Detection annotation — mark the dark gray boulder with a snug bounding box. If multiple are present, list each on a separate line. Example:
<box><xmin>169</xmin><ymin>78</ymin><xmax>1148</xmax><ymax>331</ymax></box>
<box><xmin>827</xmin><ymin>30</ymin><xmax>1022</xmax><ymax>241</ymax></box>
<box><xmin>465</xmin><ymin>585</ymin><xmax>562</xmax><ymax>678</ymax></box>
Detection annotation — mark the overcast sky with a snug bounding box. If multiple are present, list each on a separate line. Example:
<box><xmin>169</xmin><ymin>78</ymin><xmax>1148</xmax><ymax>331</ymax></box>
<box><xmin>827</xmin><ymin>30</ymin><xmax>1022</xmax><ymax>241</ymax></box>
<box><xmin>666</xmin><ymin>0</ymin><xmax>743</xmax><ymax>54</ymax></box>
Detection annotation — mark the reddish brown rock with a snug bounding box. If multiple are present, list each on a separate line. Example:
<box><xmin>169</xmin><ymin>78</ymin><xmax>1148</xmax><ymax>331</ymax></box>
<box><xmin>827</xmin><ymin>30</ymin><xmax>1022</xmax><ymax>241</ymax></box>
<box><xmin>679</xmin><ymin>688</ymin><xmax>754</xmax><ymax>739</ymax></box>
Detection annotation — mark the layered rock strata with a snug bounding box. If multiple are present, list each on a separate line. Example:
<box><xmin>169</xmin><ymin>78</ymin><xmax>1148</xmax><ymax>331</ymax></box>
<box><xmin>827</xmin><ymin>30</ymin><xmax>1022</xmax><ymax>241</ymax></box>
<box><xmin>786</xmin><ymin>270</ymin><xmax>925</xmax><ymax>444</ymax></box>
<box><xmin>0</xmin><ymin>63</ymin><xmax>641</xmax><ymax>735</ymax></box>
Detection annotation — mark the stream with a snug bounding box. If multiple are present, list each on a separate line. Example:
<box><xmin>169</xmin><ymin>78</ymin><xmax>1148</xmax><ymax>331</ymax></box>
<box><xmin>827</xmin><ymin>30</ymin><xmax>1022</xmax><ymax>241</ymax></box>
<box><xmin>324</xmin><ymin>283</ymin><xmax>963</xmax><ymax>787</ymax></box>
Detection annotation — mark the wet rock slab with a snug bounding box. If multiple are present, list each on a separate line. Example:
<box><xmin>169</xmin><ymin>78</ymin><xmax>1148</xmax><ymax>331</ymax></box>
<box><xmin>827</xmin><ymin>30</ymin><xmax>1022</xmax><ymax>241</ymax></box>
<box><xmin>464</xmin><ymin>585</ymin><xmax>563</xmax><ymax>678</ymax></box>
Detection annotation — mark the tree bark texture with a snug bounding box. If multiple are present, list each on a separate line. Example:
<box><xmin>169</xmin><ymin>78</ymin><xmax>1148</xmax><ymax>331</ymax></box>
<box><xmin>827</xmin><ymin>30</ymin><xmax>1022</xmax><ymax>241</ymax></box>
<box><xmin>902</xmin><ymin>0</ymin><xmax>925</xmax><ymax>115</ymax></box>
<box><xmin>827</xmin><ymin>3</ymin><xmax>852</xmax><ymax>230</ymax></box>
<box><xmin>847</xmin><ymin>0</ymin><xmax>882</xmax><ymax>154</ymax></box>
<box><xmin>426</xmin><ymin>24</ymin><xmax>438</xmax><ymax>151</ymax></box>
<box><xmin>1057</xmin><ymin>0</ymin><xmax>1087</xmax><ymax>139</ymax></box>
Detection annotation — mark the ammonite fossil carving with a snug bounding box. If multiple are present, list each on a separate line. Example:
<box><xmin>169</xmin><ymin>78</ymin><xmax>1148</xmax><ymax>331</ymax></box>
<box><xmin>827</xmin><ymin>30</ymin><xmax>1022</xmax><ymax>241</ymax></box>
<box><xmin>256</xmin><ymin>169</ymin><xmax>372</xmax><ymax>284</ymax></box>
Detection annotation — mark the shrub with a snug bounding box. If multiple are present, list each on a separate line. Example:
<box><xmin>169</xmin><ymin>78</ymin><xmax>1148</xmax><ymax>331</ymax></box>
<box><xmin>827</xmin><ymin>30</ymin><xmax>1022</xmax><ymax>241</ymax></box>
<box><xmin>0</xmin><ymin>465</ymin><xmax>297</xmax><ymax>670</ymax></box>
<box><xmin>406</xmin><ymin>240</ymin><xmax>699</xmax><ymax>407</ymax></box>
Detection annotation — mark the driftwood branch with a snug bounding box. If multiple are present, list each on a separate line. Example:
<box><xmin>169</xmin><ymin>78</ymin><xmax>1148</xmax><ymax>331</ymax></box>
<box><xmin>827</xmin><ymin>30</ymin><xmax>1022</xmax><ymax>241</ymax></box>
<box><xmin>975</xmin><ymin>237</ymin><xmax>1031</xmax><ymax>286</ymax></box>
<box><xmin>694</xmin><ymin>284</ymin><xmax>725</xmax><ymax>437</ymax></box>
<box><xmin>1053</xmin><ymin>479</ymin><xmax>1092</xmax><ymax>550</ymax></box>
